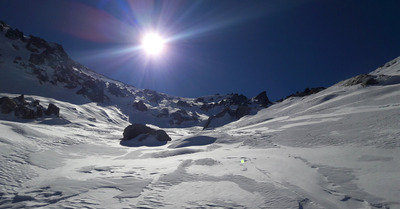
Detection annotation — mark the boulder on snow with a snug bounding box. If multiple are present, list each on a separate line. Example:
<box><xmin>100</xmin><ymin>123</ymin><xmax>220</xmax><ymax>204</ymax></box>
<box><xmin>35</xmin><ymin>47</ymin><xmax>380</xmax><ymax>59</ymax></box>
<box><xmin>123</xmin><ymin>124</ymin><xmax>153</xmax><ymax>140</ymax></box>
<box><xmin>45</xmin><ymin>103</ymin><xmax>60</xmax><ymax>116</ymax></box>
<box><xmin>1</xmin><ymin>95</ymin><xmax>56</xmax><ymax>119</ymax></box>
<box><xmin>122</xmin><ymin>124</ymin><xmax>171</xmax><ymax>142</ymax></box>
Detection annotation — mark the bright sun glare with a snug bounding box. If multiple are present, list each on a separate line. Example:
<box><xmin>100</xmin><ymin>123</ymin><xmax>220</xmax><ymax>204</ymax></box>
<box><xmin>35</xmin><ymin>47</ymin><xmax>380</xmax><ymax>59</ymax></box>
<box><xmin>140</xmin><ymin>33</ymin><xmax>165</xmax><ymax>56</ymax></box>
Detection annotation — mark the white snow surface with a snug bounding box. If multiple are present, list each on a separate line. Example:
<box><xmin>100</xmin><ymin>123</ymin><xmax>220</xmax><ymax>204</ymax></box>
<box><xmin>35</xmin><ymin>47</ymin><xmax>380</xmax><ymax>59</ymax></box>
<box><xmin>1</xmin><ymin>24</ymin><xmax>400</xmax><ymax>208</ymax></box>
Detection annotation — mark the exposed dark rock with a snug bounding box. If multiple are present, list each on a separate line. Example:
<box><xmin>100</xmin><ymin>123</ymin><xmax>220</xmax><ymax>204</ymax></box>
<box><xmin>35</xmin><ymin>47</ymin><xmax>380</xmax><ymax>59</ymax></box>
<box><xmin>252</xmin><ymin>91</ymin><xmax>271</xmax><ymax>107</ymax></box>
<box><xmin>29</xmin><ymin>53</ymin><xmax>45</xmax><ymax>65</ymax></box>
<box><xmin>225</xmin><ymin>93</ymin><xmax>249</xmax><ymax>106</ymax></box>
<box><xmin>27</xmin><ymin>36</ymin><xmax>69</xmax><ymax>67</ymax></box>
<box><xmin>45</xmin><ymin>103</ymin><xmax>60</xmax><ymax>117</ymax></box>
<box><xmin>108</xmin><ymin>83</ymin><xmax>127</xmax><ymax>97</ymax></box>
<box><xmin>235</xmin><ymin>105</ymin><xmax>251</xmax><ymax>119</ymax></box>
<box><xmin>27</xmin><ymin>35</ymin><xmax>51</xmax><ymax>51</ymax></box>
<box><xmin>14</xmin><ymin>94</ymin><xmax>26</xmax><ymax>104</ymax></box>
<box><xmin>169</xmin><ymin>109</ymin><xmax>196</xmax><ymax>125</ymax></box>
<box><xmin>342</xmin><ymin>74</ymin><xmax>378</xmax><ymax>87</ymax></box>
<box><xmin>123</xmin><ymin>124</ymin><xmax>153</xmax><ymax>140</ymax></box>
<box><xmin>203</xmin><ymin>108</ymin><xmax>235</xmax><ymax>129</ymax></box>
<box><xmin>278</xmin><ymin>87</ymin><xmax>326</xmax><ymax>102</ymax></box>
<box><xmin>5</xmin><ymin>28</ymin><xmax>24</xmax><ymax>41</ymax></box>
<box><xmin>32</xmin><ymin>67</ymin><xmax>49</xmax><ymax>83</ymax></box>
<box><xmin>1</xmin><ymin>95</ymin><xmax>52</xmax><ymax>119</ymax></box>
<box><xmin>157</xmin><ymin>108</ymin><xmax>169</xmax><ymax>118</ymax></box>
<box><xmin>203</xmin><ymin>105</ymin><xmax>252</xmax><ymax>129</ymax></box>
<box><xmin>195</xmin><ymin>97</ymin><xmax>205</xmax><ymax>103</ymax></box>
<box><xmin>200</xmin><ymin>103</ymin><xmax>213</xmax><ymax>111</ymax></box>
<box><xmin>177</xmin><ymin>100</ymin><xmax>191</xmax><ymax>107</ymax></box>
<box><xmin>0</xmin><ymin>20</ymin><xmax>5</xmax><ymax>31</ymax></box>
<box><xmin>122</xmin><ymin>124</ymin><xmax>171</xmax><ymax>142</ymax></box>
<box><xmin>0</xmin><ymin>97</ymin><xmax>17</xmax><ymax>114</ymax></box>
<box><xmin>15</xmin><ymin>105</ymin><xmax>35</xmax><ymax>119</ymax></box>
<box><xmin>133</xmin><ymin>100</ymin><xmax>148</xmax><ymax>112</ymax></box>
<box><xmin>76</xmin><ymin>80</ymin><xmax>108</xmax><ymax>103</ymax></box>
<box><xmin>144</xmin><ymin>89</ymin><xmax>163</xmax><ymax>103</ymax></box>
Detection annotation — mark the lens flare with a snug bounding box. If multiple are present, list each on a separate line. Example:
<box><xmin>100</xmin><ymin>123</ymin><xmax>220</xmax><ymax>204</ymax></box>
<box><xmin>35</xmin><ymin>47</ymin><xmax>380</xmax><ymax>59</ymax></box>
<box><xmin>141</xmin><ymin>33</ymin><xmax>165</xmax><ymax>56</ymax></box>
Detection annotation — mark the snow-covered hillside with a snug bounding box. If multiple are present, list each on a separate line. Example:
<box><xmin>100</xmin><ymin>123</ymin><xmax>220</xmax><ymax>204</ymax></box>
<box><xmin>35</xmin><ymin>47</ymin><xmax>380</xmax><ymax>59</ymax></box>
<box><xmin>0</xmin><ymin>21</ymin><xmax>272</xmax><ymax>129</ymax></box>
<box><xmin>1</xmin><ymin>21</ymin><xmax>400</xmax><ymax>208</ymax></box>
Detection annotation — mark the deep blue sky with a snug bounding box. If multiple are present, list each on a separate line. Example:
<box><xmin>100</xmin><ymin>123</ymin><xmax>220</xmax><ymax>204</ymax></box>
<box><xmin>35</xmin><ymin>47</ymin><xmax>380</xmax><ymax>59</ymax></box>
<box><xmin>1</xmin><ymin>0</ymin><xmax>400</xmax><ymax>101</ymax></box>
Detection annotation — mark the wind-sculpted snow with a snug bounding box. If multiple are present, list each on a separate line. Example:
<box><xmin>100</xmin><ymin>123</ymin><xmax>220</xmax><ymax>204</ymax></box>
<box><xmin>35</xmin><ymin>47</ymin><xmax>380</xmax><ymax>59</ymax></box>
<box><xmin>1</xmin><ymin>21</ymin><xmax>400</xmax><ymax>208</ymax></box>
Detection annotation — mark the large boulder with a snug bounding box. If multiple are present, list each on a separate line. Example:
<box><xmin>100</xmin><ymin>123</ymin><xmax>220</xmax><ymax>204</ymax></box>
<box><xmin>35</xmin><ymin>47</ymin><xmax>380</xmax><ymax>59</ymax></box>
<box><xmin>123</xmin><ymin>124</ymin><xmax>153</xmax><ymax>140</ymax></box>
<box><xmin>122</xmin><ymin>124</ymin><xmax>171</xmax><ymax>142</ymax></box>
<box><xmin>45</xmin><ymin>103</ymin><xmax>60</xmax><ymax>116</ymax></box>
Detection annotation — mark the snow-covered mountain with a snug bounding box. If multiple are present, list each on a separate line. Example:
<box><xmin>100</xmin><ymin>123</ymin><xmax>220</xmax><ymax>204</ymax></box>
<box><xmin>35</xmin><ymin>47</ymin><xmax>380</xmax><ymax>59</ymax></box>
<box><xmin>1</xmin><ymin>21</ymin><xmax>400</xmax><ymax>209</ymax></box>
<box><xmin>0</xmin><ymin>21</ymin><xmax>272</xmax><ymax>129</ymax></box>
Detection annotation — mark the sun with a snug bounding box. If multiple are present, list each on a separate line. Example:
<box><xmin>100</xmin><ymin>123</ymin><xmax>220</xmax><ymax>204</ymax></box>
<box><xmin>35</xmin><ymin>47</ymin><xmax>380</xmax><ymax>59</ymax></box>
<box><xmin>140</xmin><ymin>33</ymin><xmax>165</xmax><ymax>56</ymax></box>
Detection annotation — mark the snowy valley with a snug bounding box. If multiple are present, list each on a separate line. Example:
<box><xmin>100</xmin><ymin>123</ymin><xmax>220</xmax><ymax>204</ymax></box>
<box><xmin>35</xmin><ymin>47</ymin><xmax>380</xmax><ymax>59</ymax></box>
<box><xmin>1</xmin><ymin>22</ymin><xmax>400</xmax><ymax>209</ymax></box>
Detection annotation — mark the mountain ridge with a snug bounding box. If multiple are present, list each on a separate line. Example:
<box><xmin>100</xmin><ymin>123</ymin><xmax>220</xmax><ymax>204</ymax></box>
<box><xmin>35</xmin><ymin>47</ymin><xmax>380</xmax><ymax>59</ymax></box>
<box><xmin>0</xmin><ymin>21</ymin><xmax>273</xmax><ymax>128</ymax></box>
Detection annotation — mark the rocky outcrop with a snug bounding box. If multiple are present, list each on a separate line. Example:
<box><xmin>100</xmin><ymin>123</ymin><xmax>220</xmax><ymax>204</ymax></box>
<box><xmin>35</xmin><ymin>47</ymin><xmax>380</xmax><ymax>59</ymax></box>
<box><xmin>169</xmin><ymin>109</ymin><xmax>198</xmax><ymax>125</ymax></box>
<box><xmin>220</xmin><ymin>93</ymin><xmax>249</xmax><ymax>106</ymax></box>
<box><xmin>108</xmin><ymin>83</ymin><xmax>127</xmax><ymax>97</ymax></box>
<box><xmin>235</xmin><ymin>105</ymin><xmax>251</xmax><ymax>119</ymax></box>
<box><xmin>157</xmin><ymin>108</ymin><xmax>169</xmax><ymax>118</ymax></box>
<box><xmin>279</xmin><ymin>87</ymin><xmax>326</xmax><ymax>102</ymax></box>
<box><xmin>0</xmin><ymin>97</ymin><xmax>17</xmax><ymax>114</ymax></box>
<box><xmin>122</xmin><ymin>124</ymin><xmax>171</xmax><ymax>142</ymax></box>
<box><xmin>252</xmin><ymin>91</ymin><xmax>271</xmax><ymax>107</ymax></box>
<box><xmin>342</xmin><ymin>74</ymin><xmax>378</xmax><ymax>87</ymax></box>
<box><xmin>76</xmin><ymin>80</ymin><xmax>109</xmax><ymax>103</ymax></box>
<box><xmin>5</xmin><ymin>27</ymin><xmax>25</xmax><ymax>41</ymax></box>
<box><xmin>177</xmin><ymin>100</ymin><xmax>191</xmax><ymax>107</ymax></box>
<box><xmin>133</xmin><ymin>100</ymin><xmax>148</xmax><ymax>112</ymax></box>
<box><xmin>0</xmin><ymin>95</ymin><xmax>59</xmax><ymax>119</ymax></box>
<box><xmin>203</xmin><ymin>105</ymin><xmax>252</xmax><ymax>129</ymax></box>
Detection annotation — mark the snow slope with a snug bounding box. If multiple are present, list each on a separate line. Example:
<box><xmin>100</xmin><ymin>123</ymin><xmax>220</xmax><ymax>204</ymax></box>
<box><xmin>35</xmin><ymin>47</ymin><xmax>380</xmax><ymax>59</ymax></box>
<box><xmin>1</xmin><ymin>21</ymin><xmax>400</xmax><ymax>208</ymax></box>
